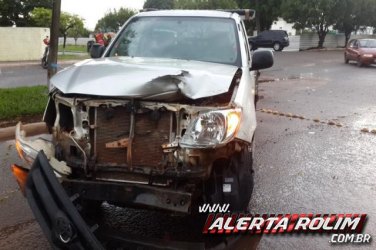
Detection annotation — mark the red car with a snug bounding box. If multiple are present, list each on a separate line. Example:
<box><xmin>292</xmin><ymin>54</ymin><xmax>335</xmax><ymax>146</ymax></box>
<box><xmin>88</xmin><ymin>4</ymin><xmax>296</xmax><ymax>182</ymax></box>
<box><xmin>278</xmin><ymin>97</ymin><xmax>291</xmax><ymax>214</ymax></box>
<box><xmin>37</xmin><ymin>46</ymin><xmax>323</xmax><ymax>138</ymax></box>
<box><xmin>344</xmin><ymin>39</ymin><xmax>376</xmax><ymax>67</ymax></box>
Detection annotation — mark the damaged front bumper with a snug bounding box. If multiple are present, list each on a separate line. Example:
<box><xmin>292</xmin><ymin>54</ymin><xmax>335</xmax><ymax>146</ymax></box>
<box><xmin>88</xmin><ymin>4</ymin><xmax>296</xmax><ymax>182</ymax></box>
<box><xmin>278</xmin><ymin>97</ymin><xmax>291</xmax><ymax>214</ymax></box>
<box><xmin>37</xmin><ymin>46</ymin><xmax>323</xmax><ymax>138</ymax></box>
<box><xmin>63</xmin><ymin>178</ymin><xmax>192</xmax><ymax>213</ymax></box>
<box><xmin>14</xmin><ymin>122</ymin><xmax>194</xmax><ymax>213</ymax></box>
<box><xmin>12</xmin><ymin>152</ymin><xmax>203</xmax><ymax>249</ymax></box>
<box><xmin>13</xmin><ymin>152</ymin><xmax>104</xmax><ymax>249</ymax></box>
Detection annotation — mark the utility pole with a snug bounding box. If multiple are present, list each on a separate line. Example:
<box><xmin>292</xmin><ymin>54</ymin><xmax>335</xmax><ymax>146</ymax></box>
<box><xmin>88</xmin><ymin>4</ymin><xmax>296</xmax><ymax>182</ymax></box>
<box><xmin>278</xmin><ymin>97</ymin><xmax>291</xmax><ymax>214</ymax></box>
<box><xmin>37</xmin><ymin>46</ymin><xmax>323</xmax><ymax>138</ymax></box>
<box><xmin>47</xmin><ymin>0</ymin><xmax>61</xmax><ymax>80</ymax></box>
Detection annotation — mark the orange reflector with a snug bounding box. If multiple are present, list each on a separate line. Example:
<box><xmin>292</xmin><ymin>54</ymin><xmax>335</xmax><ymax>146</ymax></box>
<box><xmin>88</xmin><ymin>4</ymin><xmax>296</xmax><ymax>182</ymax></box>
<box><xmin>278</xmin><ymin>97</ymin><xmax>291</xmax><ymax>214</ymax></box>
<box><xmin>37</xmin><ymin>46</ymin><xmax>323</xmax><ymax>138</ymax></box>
<box><xmin>227</xmin><ymin>112</ymin><xmax>240</xmax><ymax>137</ymax></box>
<box><xmin>11</xmin><ymin>164</ymin><xmax>29</xmax><ymax>196</ymax></box>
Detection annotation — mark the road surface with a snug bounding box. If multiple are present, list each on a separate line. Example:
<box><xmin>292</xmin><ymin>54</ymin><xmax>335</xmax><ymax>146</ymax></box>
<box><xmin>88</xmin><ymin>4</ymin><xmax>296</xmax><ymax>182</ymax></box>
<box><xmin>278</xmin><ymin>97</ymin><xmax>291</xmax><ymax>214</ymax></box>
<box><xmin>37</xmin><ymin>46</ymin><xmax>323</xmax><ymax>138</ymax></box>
<box><xmin>0</xmin><ymin>61</ymin><xmax>76</xmax><ymax>88</ymax></box>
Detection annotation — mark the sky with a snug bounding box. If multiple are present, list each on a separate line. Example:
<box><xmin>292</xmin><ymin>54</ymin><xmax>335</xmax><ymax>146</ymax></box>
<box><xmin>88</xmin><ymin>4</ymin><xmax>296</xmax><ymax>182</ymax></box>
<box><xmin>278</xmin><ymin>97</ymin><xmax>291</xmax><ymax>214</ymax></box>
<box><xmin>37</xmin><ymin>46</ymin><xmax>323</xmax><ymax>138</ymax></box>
<box><xmin>61</xmin><ymin>0</ymin><xmax>145</xmax><ymax>30</ymax></box>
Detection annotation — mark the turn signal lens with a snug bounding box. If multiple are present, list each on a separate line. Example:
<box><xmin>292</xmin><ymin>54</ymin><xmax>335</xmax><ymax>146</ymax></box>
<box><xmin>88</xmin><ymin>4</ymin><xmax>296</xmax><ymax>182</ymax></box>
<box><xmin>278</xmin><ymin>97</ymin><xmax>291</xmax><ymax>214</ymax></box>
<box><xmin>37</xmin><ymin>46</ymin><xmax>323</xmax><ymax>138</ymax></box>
<box><xmin>11</xmin><ymin>164</ymin><xmax>29</xmax><ymax>196</ymax></box>
<box><xmin>227</xmin><ymin>112</ymin><xmax>241</xmax><ymax>138</ymax></box>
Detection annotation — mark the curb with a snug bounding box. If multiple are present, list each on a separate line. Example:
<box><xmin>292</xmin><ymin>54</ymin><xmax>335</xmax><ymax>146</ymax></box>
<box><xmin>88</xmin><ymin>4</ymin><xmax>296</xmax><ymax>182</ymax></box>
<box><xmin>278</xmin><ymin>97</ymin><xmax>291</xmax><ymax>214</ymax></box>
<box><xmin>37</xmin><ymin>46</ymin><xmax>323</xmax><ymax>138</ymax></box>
<box><xmin>0</xmin><ymin>122</ymin><xmax>48</xmax><ymax>142</ymax></box>
<box><xmin>258</xmin><ymin>76</ymin><xmax>276</xmax><ymax>83</ymax></box>
<box><xmin>301</xmin><ymin>48</ymin><xmax>344</xmax><ymax>52</ymax></box>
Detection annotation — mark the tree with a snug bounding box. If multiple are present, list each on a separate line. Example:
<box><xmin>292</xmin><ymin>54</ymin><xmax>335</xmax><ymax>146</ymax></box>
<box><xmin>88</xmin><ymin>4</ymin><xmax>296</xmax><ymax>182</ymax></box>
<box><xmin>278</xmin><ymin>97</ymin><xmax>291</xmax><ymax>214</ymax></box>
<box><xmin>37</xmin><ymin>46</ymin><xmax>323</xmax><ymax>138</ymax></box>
<box><xmin>30</xmin><ymin>7</ymin><xmax>51</xmax><ymax>27</ymax></box>
<box><xmin>67</xmin><ymin>21</ymin><xmax>86</xmax><ymax>45</ymax></box>
<box><xmin>174</xmin><ymin>0</ymin><xmax>238</xmax><ymax>9</ymax></box>
<box><xmin>255</xmin><ymin>0</ymin><xmax>282</xmax><ymax>32</ymax></box>
<box><xmin>0</xmin><ymin>0</ymin><xmax>52</xmax><ymax>27</ymax></box>
<box><xmin>334</xmin><ymin>0</ymin><xmax>376</xmax><ymax>45</ymax></box>
<box><xmin>281</xmin><ymin>0</ymin><xmax>341</xmax><ymax>48</ymax></box>
<box><xmin>236</xmin><ymin>0</ymin><xmax>281</xmax><ymax>34</ymax></box>
<box><xmin>30</xmin><ymin>8</ymin><xmax>85</xmax><ymax>48</ymax></box>
<box><xmin>60</xmin><ymin>13</ymin><xmax>85</xmax><ymax>48</ymax></box>
<box><xmin>143</xmin><ymin>0</ymin><xmax>174</xmax><ymax>9</ymax></box>
<box><xmin>95</xmin><ymin>8</ymin><xmax>135</xmax><ymax>32</ymax></box>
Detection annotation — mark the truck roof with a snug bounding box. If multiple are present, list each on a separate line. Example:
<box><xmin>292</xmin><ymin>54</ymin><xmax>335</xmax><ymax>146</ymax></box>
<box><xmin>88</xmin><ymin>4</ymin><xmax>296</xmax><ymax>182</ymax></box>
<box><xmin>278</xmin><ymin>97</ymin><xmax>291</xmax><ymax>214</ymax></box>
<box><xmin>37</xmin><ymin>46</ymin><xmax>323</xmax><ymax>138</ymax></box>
<box><xmin>136</xmin><ymin>10</ymin><xmax>235</xmax><ymax>19</ymax></box>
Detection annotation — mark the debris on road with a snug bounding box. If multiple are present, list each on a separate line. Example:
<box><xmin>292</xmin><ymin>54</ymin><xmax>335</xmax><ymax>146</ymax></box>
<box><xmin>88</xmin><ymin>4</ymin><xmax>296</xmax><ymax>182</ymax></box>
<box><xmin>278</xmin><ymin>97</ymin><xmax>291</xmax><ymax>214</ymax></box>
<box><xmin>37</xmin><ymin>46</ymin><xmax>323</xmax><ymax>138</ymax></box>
<box><xmin>258</xmin><ymin>108</ymin><xmax>375</xmax><ymax>135</ymax></box>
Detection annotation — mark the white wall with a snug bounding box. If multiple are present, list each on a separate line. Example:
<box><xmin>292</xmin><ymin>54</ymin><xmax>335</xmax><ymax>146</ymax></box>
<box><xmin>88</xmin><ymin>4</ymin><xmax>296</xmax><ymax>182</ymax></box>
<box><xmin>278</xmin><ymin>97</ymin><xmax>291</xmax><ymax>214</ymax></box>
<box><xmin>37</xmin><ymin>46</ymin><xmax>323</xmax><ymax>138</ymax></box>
<box><xmin>285</xmin><ymin>35</ymin><xmax>300</xmax><ymax>51</ymax></box>
<box><xmin>299</xmin><ymin>33</ymin><xmax>376</xmax><ymax>50</ymax></box>
<box><xmin>59</xmin><ymin>37</ymin><xmax>94</xmax><ymax>46</ymax></box>
<box><xmin>0</xmin><ymin>27</ymin><xmax>49</xmax><ymax>61</ymax></box>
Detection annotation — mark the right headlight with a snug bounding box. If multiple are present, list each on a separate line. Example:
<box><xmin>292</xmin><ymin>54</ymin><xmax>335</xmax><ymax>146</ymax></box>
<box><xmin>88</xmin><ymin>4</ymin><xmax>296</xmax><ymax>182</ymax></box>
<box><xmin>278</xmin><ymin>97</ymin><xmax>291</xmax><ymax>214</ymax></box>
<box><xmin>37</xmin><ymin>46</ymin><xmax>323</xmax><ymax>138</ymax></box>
<box><xmin>180</xmin><ymin>108</ymin><xmax>241</xmax><ymax>148</ymax></box>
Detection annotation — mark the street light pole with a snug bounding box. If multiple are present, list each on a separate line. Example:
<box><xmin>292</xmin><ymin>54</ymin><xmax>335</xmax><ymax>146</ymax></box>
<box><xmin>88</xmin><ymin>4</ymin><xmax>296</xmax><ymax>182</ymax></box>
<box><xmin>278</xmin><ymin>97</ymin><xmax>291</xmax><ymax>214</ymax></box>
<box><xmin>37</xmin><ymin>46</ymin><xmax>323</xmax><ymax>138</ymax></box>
<box><xmin>47</xmin><ymin>0</ymin><xmax>61</xmax><ymax>80</ymax></box>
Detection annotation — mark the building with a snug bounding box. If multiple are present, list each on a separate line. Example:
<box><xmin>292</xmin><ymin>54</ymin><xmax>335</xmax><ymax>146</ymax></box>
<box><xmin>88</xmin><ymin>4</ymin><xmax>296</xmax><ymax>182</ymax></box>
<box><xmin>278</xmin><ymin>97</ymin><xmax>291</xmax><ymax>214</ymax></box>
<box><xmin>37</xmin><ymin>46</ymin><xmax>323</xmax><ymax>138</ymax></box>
<box><xmin>271</xmin><ymin>18</ymin><xmax>296</xmax><ymax>36</ymax></box>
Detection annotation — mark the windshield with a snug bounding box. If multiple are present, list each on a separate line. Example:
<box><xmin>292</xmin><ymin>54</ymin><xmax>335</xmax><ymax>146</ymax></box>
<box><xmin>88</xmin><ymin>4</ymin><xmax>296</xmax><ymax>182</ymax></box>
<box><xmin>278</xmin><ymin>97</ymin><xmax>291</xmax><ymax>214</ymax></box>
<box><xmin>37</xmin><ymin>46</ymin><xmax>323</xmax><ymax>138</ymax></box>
<box><xmin>359</xmin><ymin>40</ymin><xmax>376</xmax><ymax>48</ymax></box>
<box><xmin>108</xmin><ymin>16</ymin><xmax>241</xmax><ymax>66</ymax></box>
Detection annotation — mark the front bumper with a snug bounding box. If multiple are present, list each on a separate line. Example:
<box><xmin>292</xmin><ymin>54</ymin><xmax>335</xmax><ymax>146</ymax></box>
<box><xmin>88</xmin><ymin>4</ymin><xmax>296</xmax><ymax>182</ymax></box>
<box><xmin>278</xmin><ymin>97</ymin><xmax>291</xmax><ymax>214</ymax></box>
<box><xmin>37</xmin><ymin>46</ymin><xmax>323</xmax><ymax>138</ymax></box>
<box><xmin>21</xmin><ymin>151</ymin><xmax>104</xmax><ymax>249</ymax></box>
<box><xmin>12</xmin><ymin>152</ymin><xmax>205</xmax><ymax>249</ymax></box>
<box><xmin>360</xmin><ymin>56</ymin><xmax>376</xmax><ymax>65</ymax></box>
<box><xmin>62</xmin><ymin>178</ymin><xmax>193</xmax><ymax>214</ymax></box>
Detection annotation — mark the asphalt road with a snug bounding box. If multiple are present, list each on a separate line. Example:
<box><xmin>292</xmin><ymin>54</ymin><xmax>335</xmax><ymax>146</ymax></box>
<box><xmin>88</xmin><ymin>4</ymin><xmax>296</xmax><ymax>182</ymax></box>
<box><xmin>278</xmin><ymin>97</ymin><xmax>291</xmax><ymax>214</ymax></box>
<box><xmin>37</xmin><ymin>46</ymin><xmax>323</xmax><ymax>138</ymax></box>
<box><xmin>0</xmin><ymin>61</ymin><xmax>75</xmax><ymax>88</ymax></box>
<box><xmin>0</xmin><ymin>51</ymin><xmax>375</xmax><ymax>249</ymax></box>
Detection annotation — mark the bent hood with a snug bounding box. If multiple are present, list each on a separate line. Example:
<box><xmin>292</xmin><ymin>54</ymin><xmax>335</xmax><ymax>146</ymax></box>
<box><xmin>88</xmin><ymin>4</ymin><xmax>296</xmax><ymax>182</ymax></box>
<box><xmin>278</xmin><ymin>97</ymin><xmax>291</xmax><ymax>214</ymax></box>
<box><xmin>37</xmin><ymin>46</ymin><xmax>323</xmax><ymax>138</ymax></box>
<box><xmin>50</xmin><ymin>57</ymin><xmax>239</xmax><ymax>100</ymax></box>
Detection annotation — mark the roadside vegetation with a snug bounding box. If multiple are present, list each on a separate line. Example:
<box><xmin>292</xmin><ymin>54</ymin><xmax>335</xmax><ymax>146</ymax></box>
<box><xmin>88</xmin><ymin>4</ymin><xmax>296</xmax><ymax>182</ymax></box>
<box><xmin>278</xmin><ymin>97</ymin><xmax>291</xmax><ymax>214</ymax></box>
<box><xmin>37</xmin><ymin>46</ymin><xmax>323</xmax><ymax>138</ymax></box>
<box><xmin>0</xmin><ymin>86</ymin><xmax>48</xmax><ymax>120</ymax></box>
<box><xmin>58</xmin><ymin>45</ymin><xmax>87</xmax><ymax>53</ymax></box>
<box><xmin>58</xmin><ymin>53</ymin><xmax>90</xmax><ymax>61</ymax></box>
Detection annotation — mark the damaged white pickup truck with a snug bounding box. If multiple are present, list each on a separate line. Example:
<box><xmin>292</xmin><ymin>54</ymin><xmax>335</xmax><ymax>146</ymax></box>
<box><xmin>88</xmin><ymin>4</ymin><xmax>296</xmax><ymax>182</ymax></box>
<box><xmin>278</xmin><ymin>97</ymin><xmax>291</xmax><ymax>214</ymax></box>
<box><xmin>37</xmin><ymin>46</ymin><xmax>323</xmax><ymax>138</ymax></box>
<box><xmin>12</xmin><ymin>9</ymin><xmax>273</xmax><ymax>248</ymax></box>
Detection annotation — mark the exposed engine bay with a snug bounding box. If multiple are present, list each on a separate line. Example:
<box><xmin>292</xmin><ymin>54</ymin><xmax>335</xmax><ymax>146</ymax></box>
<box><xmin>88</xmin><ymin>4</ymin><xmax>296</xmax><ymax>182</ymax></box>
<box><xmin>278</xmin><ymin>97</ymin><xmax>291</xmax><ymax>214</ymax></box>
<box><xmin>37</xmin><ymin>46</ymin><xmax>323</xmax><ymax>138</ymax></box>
<box><xmin>43</xmin><ymin>91</ymin><xmax>248</xmax><ymax>185</ymax></box>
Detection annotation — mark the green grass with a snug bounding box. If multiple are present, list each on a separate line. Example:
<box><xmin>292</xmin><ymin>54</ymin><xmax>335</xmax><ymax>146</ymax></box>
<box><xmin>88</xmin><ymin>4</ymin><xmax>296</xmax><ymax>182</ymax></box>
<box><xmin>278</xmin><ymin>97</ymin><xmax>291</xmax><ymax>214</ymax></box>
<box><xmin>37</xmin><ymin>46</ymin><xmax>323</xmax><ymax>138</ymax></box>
<box><xmin>58</xmin><ymin>44</ymin><xmax>87</xmax><ymax>53</ymax></box>
<box><xmin>58</xmin><ymin>54</ymin><xmax>90</xmax><ymax>61</ymax></box>
<box><xmin>0</xmin><ymin>86</ymin><xmax>48</xmax><ymax>120</ymax></box>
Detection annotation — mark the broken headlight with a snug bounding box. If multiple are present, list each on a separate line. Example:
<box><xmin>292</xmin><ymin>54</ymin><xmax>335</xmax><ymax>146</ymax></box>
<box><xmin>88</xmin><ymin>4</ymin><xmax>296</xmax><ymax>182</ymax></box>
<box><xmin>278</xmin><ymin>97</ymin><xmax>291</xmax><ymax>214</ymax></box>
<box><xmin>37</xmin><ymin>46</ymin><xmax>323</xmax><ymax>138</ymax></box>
<box><xmin>180</xmin><ymin>109</ymin><xmax>241</xmax><ymax>148</ymax></box>
<box><xmin>15</xmin><ymin>123</ymin><xmax>54</xmax><ymax>165</ymax></box>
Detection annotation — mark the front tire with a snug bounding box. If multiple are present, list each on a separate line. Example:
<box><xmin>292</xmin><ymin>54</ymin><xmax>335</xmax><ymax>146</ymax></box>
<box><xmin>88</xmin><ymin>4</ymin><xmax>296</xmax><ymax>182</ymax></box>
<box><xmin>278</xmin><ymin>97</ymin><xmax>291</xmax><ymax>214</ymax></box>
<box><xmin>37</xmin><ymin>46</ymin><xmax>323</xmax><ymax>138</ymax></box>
<box><xmin>204</xmin><ymin>147</ymin><xmax>254</xmax><ymax>212</ymax></box>
<box><xmin>273</xmin><ymin>42</ymin><xmax>282</xmax><ymax>51</ymax></box>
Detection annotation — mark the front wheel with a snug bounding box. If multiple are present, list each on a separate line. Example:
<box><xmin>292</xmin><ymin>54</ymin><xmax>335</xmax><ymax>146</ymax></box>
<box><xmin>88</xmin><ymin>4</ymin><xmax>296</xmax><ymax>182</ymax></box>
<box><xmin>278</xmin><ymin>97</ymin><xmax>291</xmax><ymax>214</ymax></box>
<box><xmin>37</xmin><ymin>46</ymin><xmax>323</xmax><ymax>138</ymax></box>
<box><xmin>273</xmin><ymin>42</ymin><xmax>282</xmax><ymax>51</ymax></box>
<box><xmin>204</xmin><ymin>147</ymin><xmax>254</xmax><ymax>212</ymax></box>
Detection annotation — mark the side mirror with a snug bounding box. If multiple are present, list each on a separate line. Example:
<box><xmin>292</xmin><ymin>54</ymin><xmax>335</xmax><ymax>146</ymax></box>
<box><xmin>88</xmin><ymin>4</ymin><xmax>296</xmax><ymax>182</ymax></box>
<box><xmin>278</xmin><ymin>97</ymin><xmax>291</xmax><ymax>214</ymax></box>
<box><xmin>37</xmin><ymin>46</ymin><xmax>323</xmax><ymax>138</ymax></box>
<box><xmin>250</xmin><ymin>50</ymin><xmax>274</xmax><ymax>71</ymax></box>
<box><xmin>90</xmin><ymin>43</ymin><xmax>105</xmax><ymax>58</ymax></box>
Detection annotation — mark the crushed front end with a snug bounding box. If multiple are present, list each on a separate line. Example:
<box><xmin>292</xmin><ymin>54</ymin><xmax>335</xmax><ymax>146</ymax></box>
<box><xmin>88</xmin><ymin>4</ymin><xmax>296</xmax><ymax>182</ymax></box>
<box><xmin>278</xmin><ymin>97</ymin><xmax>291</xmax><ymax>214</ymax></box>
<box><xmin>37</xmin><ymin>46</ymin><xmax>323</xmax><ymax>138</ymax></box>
<box><xmin>33</xmin><ymin>90</ymin><xmax>245</xmax><ymax>213</ymax></box>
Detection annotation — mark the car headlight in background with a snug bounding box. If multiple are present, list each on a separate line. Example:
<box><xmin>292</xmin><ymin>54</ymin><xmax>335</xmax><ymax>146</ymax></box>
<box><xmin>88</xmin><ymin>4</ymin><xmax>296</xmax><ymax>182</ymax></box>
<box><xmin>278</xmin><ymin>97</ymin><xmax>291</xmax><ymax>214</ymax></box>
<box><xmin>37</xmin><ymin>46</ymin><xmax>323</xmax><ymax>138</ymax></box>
<box><xmin>180</xmin><ymin>109</ymin><xmax>241</xmax><ymax>148</ymax></box>
<box><xmin>362</xmin><ymin>54</ymin><xmax>374</xmax><ymax>58</ymax></box>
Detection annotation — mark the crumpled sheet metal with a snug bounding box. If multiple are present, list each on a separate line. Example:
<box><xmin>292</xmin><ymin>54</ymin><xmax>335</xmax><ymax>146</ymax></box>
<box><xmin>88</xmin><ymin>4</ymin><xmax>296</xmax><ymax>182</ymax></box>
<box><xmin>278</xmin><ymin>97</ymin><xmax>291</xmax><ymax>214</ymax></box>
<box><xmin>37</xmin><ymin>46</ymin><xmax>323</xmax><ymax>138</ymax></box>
<box><xmin>50</xmin><ymin>57</ymin><xmax>238</xmax><ymax>100</ymax></box>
